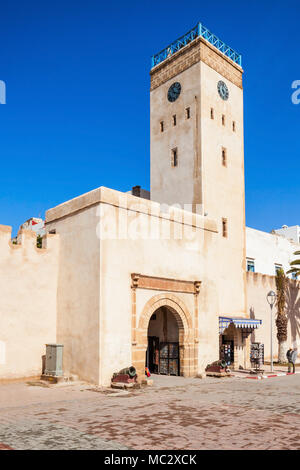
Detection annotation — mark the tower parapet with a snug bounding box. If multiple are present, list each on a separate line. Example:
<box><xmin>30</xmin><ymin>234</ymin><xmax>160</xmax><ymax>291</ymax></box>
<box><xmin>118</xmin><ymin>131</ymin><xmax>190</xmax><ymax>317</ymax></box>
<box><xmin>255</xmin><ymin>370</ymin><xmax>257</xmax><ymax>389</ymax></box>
<box><xmin>151</xmin><ymin>23</ymin><xmax>243</xmax><ymax>91</ymax></box>
<box><xmin>152</xmin><ymin>22</ymin><xmax>242</xmax><ymax>67</ymax></box>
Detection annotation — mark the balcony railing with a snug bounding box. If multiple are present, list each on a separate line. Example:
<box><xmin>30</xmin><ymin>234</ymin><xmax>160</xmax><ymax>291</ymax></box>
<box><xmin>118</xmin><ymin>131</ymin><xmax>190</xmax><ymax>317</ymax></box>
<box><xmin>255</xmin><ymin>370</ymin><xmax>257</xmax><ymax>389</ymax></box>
<box><xmin>151</xmin><ymin>22</ymin><xmax>242</xmax><ymax>68</ymax></box>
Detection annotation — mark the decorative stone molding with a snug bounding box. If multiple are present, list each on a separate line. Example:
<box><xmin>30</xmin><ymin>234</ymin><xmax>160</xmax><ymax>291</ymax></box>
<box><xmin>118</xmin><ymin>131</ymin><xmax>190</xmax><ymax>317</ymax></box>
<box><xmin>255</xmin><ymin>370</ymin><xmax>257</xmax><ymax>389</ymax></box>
<box><xmin>131</xmin><ymin>273</ymin><xmax>201</xmax><ymax>295</ymax></box>
<box><xmin>194</xmin><ymin>281</ymin><xmax>201</xmax><ymax>295</ymax></box>
<box><xmin>131</xmin><ymin>273</ymin><xmax>140</xmax><ymax>289</ymax></box>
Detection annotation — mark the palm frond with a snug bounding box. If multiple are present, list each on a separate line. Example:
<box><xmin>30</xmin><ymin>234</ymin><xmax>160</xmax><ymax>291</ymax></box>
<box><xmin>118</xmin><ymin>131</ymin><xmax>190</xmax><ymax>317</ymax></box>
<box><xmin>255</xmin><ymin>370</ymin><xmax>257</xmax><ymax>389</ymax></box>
<box><xmin>286</xmin><ymin>268</ymin><xmax>300</xmax><ymax>276</ymax></box>
<box><xmin>290</xmin><ymin>259</ymin><xmax>300</xmax><ymax>267</ymax></box>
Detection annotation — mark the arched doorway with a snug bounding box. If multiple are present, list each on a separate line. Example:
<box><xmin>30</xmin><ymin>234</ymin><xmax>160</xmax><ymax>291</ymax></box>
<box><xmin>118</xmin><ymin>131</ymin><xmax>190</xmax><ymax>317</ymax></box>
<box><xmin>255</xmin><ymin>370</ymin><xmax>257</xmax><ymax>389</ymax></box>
<box><xmin>147</xmin><ymin>306</ymin><xmax>180</xmax><ymax>376</ymax></box>
<box><xmin>132</xmin><ymin>294</ymin><xmax>197</xmax><ymax>380</ymax></box>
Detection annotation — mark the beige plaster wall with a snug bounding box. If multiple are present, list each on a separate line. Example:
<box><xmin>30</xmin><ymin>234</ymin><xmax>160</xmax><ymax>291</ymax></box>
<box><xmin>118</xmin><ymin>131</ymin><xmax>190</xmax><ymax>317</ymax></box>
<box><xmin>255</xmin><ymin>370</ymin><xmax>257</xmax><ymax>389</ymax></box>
<box><xmin>246</xmin><ymin>272</ymin><xmax>300</xmax><ymax>363</ymax></box>
<box><xmin>46</xmin><ymin>203</ymin><xmax>101</xmax><ymax>384</ymax></box>
<box><xmin>150</xmin><ymin>61</ymin><xmax>201</xmax><ymax>208</ymax></box>
<box><xmin>0</xmin><ymin>226</ymin><xmax>59</xmax><ymax>380</ymax></box>
<box><xmin>200</xmin><ymin>60</ymin><xmax>246</xmax><ymax>318</ymax></box>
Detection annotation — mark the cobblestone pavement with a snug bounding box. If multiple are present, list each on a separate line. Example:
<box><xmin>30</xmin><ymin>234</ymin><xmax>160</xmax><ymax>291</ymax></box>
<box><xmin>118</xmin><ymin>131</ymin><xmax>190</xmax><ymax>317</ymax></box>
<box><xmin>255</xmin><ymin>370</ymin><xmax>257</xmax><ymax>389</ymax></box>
<box><xmin>0</xmin><ymin>374</ymin><xmax>299</xmax><ymax>450</ymax></box>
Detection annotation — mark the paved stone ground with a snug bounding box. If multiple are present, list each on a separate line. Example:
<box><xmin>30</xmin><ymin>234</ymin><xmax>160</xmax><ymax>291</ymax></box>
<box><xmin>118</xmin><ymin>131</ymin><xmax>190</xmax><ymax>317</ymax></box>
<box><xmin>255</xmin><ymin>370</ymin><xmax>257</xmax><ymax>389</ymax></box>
<box><xmin>0</xmin><ymin>374</ymin><xmax>299</xmax><ymax>450</ymax></box>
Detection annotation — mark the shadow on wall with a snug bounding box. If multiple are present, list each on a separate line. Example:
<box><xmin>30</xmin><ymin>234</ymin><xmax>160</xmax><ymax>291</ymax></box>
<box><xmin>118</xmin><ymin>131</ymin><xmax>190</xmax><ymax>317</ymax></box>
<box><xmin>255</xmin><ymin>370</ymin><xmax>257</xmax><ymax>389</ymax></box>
<box><xmin>286</xmin><ymin>283</ymin><xmax>300</xmax><ymax>347</ymax></box>
<box><xmin>249</xmin><ymin>280</ymin><xmax>300</xmax><ymax>348</ymax></box>
<box><xmin>250</xmin><ymin>307</ymin><xmax>256</xmax><ymax>343</ymax></box>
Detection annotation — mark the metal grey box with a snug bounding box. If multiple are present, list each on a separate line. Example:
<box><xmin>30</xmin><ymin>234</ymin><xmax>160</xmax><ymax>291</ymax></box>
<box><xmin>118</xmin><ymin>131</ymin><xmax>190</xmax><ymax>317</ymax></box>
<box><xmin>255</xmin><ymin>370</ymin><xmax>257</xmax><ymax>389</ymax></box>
<box><xmin>44</xmin><ymin>344</ymin><xmax>64</xmax><ymax>376</ymax></box>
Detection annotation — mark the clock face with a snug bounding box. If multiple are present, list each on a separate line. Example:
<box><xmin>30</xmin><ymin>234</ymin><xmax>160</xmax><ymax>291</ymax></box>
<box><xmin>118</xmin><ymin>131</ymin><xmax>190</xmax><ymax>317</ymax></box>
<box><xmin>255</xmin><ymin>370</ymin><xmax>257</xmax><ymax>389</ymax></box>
<box><xmin>167</xmin><ymin>82</ymin><xmax>181</xmax><ymax>102</ymax></box>
<box><xmin>217</xmin><ymin>80</ymin><xmax>229</xmax><ymax>101</ymax></box>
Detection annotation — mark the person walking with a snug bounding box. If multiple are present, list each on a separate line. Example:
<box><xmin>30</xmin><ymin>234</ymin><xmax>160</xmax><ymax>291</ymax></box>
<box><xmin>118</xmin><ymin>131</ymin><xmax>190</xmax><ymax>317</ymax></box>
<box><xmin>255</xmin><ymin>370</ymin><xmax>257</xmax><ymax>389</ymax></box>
<box><xmin>286</xmin><ymin>347</ymin><xmax>297</xmax><ymax>374</ymax></box>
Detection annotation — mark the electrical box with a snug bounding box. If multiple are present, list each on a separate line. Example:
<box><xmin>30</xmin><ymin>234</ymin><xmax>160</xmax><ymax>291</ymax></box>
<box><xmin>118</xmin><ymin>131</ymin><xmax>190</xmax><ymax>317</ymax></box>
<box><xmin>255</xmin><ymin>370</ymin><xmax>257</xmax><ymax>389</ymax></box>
<box><xmin>44</xmin><ymin>344</ymin><xmax>64</xmax><ymax>377</ymax></box>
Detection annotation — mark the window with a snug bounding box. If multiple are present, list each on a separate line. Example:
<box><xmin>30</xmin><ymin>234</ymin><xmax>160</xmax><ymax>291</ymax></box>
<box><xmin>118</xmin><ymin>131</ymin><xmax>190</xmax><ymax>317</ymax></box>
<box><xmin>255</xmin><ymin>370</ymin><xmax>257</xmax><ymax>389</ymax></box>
<box><xmin>210</xmin><ymin>108</ymin><xmax>214</xmax><ymax>119</ymax></box>
<box><xmin>186</xmin><ymin>107</ymin><xmax>191</xmax><ymax>119</ymax></box>
<box><xmin>160</xmin><ymin>121</ymin><xmax>164</xmax><ymax>132</ymax></box>
<box><xmin>292</xmin><ymin>272</ymin><xmax>298</xmax><ymax>280</ymax></box>
<box><xmin>247</xmin><ymin>259</ymin><xmax>255</xmax><ymax>272</ymax></box>
<box><xmin>232</xmin><ymin>121</ymin><xmax>236</xmax><ymax>132</ymax></box>
<box><xmin>222</xmin><ymin>114</ymin><xmax>225</xmax><ymax>126</ymax></box>
<box><xmin>173</xmin><ymin>115</ymin><xmax>177</xmax><ymax>126</ymax></box>
<box><xmin>222</xmin><ymin>147</ymin><xmax>227</xmax><ymax>167</ymax></box>
<box><xmin>222</xmin><ymin>218</ymin><xmax>228</xmax><ymax>238</ymax></box>
<box><xmin>275</xmin><ymin>264</ymin><xmax>283</xmax><ymax>275</ymax></box>
<box><xmin>171</xmin><ymin>148</ymin><xmax>178</xmax><ymax>167</ymax></box>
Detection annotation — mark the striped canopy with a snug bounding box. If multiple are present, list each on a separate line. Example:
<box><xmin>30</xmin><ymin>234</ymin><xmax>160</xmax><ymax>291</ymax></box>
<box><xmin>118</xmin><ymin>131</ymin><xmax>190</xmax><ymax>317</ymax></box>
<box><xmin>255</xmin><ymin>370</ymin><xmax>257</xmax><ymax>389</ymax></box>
<box><xmin>219</xmin><ymin>316</ymin><xmax>262</xmax><ymax>335</ymax></box>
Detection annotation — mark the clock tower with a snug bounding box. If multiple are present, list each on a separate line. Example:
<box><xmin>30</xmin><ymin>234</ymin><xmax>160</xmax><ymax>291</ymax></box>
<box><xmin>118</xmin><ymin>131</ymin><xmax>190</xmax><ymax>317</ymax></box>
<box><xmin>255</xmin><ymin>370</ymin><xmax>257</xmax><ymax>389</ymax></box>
<box><xmin>150</xmin><ymin>23</ymin><xmax>247</xmax><ymax>319</ymax></box>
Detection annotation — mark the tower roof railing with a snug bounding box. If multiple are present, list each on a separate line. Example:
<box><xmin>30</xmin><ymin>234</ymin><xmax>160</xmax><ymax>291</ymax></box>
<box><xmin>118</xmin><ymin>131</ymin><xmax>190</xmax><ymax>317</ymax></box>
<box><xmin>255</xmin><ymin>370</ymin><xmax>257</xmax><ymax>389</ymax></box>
<box><xmin>151</xmin><ymin>22</ymin><xmax>242</xmax><ymax>69</ymax></box>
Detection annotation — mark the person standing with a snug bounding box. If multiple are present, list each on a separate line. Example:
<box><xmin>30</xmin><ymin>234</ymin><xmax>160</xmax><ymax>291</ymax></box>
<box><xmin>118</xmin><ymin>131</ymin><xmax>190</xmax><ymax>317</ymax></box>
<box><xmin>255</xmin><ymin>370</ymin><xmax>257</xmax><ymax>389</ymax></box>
<box><xmin>286</xmin><ymin>347</ymin><xmax>297</xmax><ymax>374</ymax></box>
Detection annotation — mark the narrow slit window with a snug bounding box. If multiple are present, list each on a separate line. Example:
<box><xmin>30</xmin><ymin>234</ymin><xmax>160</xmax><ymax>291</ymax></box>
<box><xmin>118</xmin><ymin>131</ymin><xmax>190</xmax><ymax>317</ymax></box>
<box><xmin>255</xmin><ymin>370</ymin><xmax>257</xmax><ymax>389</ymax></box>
<box><xmin>222</xmin><ymin>147</ymin><xmax>227</xmax><ymax>167</ymax></box>
<box><xmin>247</xmin><ymin>259</ymin><xmax>255</xmax><ymax>272</ymax></box>
<box><xmin>222</xmin><ymin>218</ymin><xmax>228</xmax><ymax>238</ymax></box>
<box><xmin>232</xmin><ymin>121</ymin><xmax>236</xmax><ymax>132</ymax></box>
<box><xmin>160</xmin><ymin>121</ymin><xmax>164</xmax><ymax>132</ymax></box>
<box><xmin>210</xmin><ymin>108</ymin><xmax>214</xmax><ymax>119</ymax></box>
<box><xmin>186</xmin><ymin>107</ymin><xmax>190</xmax><ymax>119</ymax></box>
<box><xmin>171</xmin><ymin>148</ymin><xmax>178</xmax><ymax>167</ymax></box>
<box><xmin>222</xmin><ymin>114</ymin><xmax>225</xmax><ymax>126</ymax></box>
<box><xmin>173</xmin><ymin>114</ymin><xmax>177</xmax><ymax>126</ymax></box>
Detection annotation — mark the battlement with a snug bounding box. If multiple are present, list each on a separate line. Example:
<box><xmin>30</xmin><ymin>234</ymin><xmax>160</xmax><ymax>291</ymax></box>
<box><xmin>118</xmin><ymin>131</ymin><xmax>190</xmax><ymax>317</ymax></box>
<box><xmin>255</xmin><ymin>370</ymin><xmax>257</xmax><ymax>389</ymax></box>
<box><xmin>0</xmin><ymin>224</ymin><xmax>59</xmax><ymax>254</ymax></box>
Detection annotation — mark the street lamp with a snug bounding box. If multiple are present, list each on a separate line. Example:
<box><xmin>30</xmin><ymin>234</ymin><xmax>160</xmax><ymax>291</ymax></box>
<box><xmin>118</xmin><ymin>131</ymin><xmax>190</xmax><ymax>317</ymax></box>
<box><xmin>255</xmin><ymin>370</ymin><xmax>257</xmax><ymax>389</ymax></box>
<box><xmin>267</xmin><ymin>291</ymin><xmax>277</xmax><ymax>373</ymax></box>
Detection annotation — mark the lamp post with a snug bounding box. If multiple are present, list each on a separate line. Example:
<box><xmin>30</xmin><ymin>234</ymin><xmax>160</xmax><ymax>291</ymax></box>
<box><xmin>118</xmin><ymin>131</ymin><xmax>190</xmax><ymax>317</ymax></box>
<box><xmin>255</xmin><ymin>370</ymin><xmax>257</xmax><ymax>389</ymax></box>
<box><xmin>267</xmin><ymin>291</ymin><xmax>277</xmax><ymax>373</ymax></box>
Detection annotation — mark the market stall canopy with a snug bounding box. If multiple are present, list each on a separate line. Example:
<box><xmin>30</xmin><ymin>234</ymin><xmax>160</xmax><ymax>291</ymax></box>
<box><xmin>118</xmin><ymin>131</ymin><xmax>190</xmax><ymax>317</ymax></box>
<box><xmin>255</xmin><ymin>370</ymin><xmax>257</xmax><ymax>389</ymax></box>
<box><xmin>219</xmin><ymin>316</ymin><xmax>262</xmax><ymax>335</ymax></box>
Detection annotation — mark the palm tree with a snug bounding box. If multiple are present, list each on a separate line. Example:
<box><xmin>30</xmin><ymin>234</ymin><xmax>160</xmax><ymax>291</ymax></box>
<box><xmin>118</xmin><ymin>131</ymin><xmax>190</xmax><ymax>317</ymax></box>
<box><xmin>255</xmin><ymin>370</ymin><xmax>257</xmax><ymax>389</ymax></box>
<box><xmin>287</xmin><ymin>251</ymin><xmax>300</xmax><ymax>277</ymax></box>
<box><xmin>275</xmin><ymin>269</ymin><xmax>288</xmax><ymax>363</ymax></box>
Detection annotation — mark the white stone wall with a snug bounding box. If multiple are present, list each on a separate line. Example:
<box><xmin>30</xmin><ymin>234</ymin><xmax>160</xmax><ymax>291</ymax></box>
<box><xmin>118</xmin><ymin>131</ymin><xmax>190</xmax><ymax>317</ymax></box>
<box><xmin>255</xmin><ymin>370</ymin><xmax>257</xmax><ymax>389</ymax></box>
<box><xmin>246</xmin><ymin>227</ymin><xmax>300</xmax><ymax>277</ymax></box>
<box><xmin>274</xmin><ymin>225</ymin><xmax>300</xmax><ymax>244</ymax></box>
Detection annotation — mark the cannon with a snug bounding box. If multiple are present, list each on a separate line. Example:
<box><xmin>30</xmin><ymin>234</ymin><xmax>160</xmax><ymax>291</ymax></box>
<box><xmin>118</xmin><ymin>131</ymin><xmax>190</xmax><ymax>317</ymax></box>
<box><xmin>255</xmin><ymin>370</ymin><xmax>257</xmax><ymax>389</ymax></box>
<box><xmin>117</xmin><ymin>366</ymin><xmax>137</xmax><ymax>378</ymax></box>
<box><xmin>205</xmin><ymin>359</ymin><xmax>231</xmax><ymax>377</ymax></box>
<box><xmin>112</xmin><ymin>366</ymin><xmax>138</xmax><ymax>384</ymax></box>
<box><xmin>206</xmin><ymin>360</ymin><xmax>227</xmax><ymax>370</ymax></box>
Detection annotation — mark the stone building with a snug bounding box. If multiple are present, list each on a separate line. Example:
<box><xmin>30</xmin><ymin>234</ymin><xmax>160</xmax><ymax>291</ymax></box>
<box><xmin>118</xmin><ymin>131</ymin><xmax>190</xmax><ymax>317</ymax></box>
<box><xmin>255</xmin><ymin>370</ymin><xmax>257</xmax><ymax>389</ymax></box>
<box><xmin>0</xmin><ymin>22</ymin><xmax>299</xmax><ymax>384</ymax></box>
<box><xmin>246</xmin><ymin>226</ymin><xmax>300</xmax><ymax>278</ymax></box>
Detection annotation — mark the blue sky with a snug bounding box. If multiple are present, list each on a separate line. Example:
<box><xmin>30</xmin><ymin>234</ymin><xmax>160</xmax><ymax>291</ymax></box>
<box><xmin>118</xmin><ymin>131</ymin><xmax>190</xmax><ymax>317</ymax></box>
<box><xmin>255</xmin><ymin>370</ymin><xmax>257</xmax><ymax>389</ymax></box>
<box><xmin>0</xmin><ymin>0</ymin><xmax>299</xmax><ymax>235</ymax></box>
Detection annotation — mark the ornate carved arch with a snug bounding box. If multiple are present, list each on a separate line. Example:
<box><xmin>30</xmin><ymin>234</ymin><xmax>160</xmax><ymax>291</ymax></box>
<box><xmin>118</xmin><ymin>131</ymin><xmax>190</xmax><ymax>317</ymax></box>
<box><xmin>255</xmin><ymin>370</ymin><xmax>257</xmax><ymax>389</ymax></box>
<box><xmin>132</xmin><ymin>293</ymin><xmax>197</xmax><ymax>378</ymax></box>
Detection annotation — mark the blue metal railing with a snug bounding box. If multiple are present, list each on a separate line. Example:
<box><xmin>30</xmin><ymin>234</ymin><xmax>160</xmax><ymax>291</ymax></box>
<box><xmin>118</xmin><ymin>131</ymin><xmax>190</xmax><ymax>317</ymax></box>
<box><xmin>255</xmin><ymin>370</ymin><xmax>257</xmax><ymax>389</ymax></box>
<box><xmin>151</xmin><ymin>22</ymin><xmax>242</xmax><ymax>68</ymax></box>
